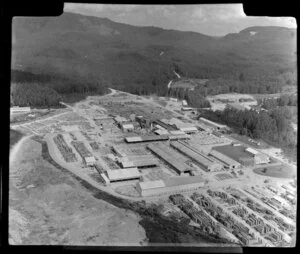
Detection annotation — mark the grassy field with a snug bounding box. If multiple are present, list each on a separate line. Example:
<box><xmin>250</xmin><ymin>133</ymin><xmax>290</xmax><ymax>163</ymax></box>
<box><xmin>213</xmin><ymin>144</ymin><xmax>253</xmax><ymax>162</ymax></box>
<box><xmin>10</xmin><ymin>129</ymin><xmax>23</xmax><ymax>149</ymax></box>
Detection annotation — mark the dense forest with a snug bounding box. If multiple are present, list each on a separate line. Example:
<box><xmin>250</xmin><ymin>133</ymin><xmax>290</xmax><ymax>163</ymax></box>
<box><xmin>10</xmin><ymin>70</ymin><xmax>109</xmax><ymax>107</ymax></box>
<box><xmin>11</xmin><ymin>82</ymin><xmax>62</xmax><ymax>108</ymax></box>
<box><xmin>198</xmin><ymin>106</ymin><xmax>297</xmax><ymax>161</ymax></box>
<box><xmin>259</xmin><ymin>93</ymin><xmax>298</xmax><ymax>110</ymax></box>
<box><xmin>11</xmin><ymin>12</ymin><xmax>296</xmax><ymax>107</ymax></box>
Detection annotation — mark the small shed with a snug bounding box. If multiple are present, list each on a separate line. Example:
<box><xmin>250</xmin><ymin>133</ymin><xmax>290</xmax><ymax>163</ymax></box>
<box><xmin>84</xmin><ymin>156</ymin><xmax>96</xmax><ymax>166</ymax></box>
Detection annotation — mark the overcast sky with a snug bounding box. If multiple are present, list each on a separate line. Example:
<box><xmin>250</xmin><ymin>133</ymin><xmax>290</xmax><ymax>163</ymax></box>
<box><xmin>64</xmin><ymin>4</ymin><xmax>296</xmax><ymax>36</ymax></box>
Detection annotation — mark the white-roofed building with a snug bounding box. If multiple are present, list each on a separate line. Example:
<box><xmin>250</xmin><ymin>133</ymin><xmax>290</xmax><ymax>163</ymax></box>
<box><xmin>10</xmin><ymin>106</ymin><xmax>31</xmax><ymax>113</ymax></box>
<box><xmin>119</xmin><ymin>158</ymin><xmax>135</xmax><ymax>168</ymax></box>
<box><xmin>178</xmin><ymin>126</ymin><xmax>198</xmax><ymax>133</ymax></box>
<box><xmin>245</xmin><ymin>147</ymin><xmax>270</xmax><ymax>164</ymax></box>
<box><xmin>254</xmin><ymin>153</ymin><xmax>270</xmax><ymax>164</ymax></box>
<box><xmin>245</xmin><ymin>147</ymin><xmax>259</xmax><ymax>155</ymax></box>
<box><xmin>125</xmin><ymin>136</ymin><xmax>143</xmax><ymax>143</ymax></box>
<box><xmin>169</xmin><ymin>130</ymin><xmax>186</xmax><ymax>135</ymax></box>
<box><xmin>168</xmin><ymin>118</ymin><xmax>198</xmax><ymax>133</ymax></box>
<box><xmin>84</xmin><ymin>156</ymin><xmax>96</xmax><ymax>166</ymax></box>
<box><xmin>182</xmin><ymin>100</ymin><xmax>188</xmax><ymax>106</ymax></box>
<box><xmin>114</xmin><ymin>115</ymin><xmax>128</xmax><ymax>124</ymax></box>
<box><xmin>100</xmin><ymin>173</ymin><xmax>110</xmax><ymax>185</ymax></box>
<box><xmin>121</xmin><ymin>122</ymin><xmax>134</xmax><ymax>132</ymax></box>
<box><xmin>154</xmin><ymin>129</ymin><xmax>169</xmax><ymax>135</ymax></box>
<box><xmin>136</xmin><ymin>175</ymin><xmax>205</xmax><ymax>197</ymax></box>
<box><xmin>181</xmin><ymin>107</ymin><xmax>193</xmax><ymax>111</ymax></box>
<box><xmin>106</xmin><ymin>168</ymin><xmax>141</xmax><ymax>182</ymax></box>
<box><xmin>136</xmin><ymin>180</ymin><xmax>166</xmax><ymax>196</ymax></box>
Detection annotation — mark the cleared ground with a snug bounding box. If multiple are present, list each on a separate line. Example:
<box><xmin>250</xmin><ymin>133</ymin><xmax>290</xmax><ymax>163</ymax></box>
<box><xmin>9</xmin><ymin>137</ymin><xmax>146</xmax><ymax>245</ymax></box>
<box><xmin>253</xmin><ymin>165</ymin><xmax>296</xmax><ymax>179</ymax></box>
<box><xmin>207</xmin><ymin>93</ymin><xmax>257</xmax><ymax>111</ymax></box>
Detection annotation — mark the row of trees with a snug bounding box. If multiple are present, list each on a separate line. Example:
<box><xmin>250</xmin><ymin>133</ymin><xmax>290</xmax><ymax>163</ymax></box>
<box><xmin>199</xmin><ymin>107</ymin><xmax>297</xmax><ymax>161</ymax></box>
<box><xmin>198</xmin><ymin>78</ymin><xmax>282</xmax><ymax>96</ymax></box>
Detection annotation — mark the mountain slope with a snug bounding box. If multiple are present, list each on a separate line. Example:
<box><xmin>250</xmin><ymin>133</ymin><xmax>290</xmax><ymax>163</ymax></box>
<box><xmin>12</xmin><ymin>12</ymin><xmax>297</xmax><ymax>97</ymax></box>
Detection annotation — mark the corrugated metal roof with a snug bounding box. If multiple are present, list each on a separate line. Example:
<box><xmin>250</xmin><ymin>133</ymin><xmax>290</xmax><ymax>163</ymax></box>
<box><xmin>106</xmin><ymin>168</ymin><xmax>140</xmax><ymax>181</ymax></box>
<box><xmin>147</xmin><ymin>143</ymin><xmax>192</xmax><ymax>173</ymax></box>
<box><xmin>138</xmin><ymin>180</ymin><xmax>165</xmax><ymax>190</ymax></box>
<box><xmin>170</xmin><ymin>141</ymin><xmax>218</xmax><ymax>168</ymax></box>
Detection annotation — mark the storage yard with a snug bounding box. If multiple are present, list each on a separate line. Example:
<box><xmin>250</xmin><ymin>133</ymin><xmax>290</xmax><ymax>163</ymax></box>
<box><xmin>11</xmin><ymin>89</ymin><xmax>296</xmax><ymax>247</ymax></box>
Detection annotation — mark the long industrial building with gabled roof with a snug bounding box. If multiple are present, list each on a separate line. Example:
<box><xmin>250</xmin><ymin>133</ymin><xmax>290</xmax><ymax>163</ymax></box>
<box><xmin>136</xmin><ymin>175</ymin><xmax>205</xmax><ymax>197</ymax></box>
<box><xmin>170</xmin><ymin>141</ymin><xmax>223</xmax><ymax>172</ymax></box>
<box><xmin>124</xmin><ymin>134</ymin><xmax>169</xmax><ymax>143</ymax></box>
<box><xmin>112</xmin><ymin>145</ymin><xmax>158</xmax><ymax>168</ymax></box>
<box><xmin>209</xmin><ymin>149</ymin><xmax>241</xmax><ymax>169</ymax></box>
<box><xmin>147</xmin><ymin>143</ymin><xmax>193</xmax><ymax>175</ymax></box>
<box><xmin>106</xmin><ymin>168</ymin><xmax>141</xmax><ymax>182</ymax></box>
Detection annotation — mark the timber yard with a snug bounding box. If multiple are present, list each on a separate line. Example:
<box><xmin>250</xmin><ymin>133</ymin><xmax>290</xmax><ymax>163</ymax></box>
<box><xmin>10</xmin><ymin>89</ymin><xmax>296</xmax><ymax>247</ymax></box>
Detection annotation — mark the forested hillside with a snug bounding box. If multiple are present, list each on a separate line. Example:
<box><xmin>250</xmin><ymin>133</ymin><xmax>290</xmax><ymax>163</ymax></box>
<box><xmin>11</xmin><ymin>12</ymin><xmax>297</xmax><ymax>105</ymax></box>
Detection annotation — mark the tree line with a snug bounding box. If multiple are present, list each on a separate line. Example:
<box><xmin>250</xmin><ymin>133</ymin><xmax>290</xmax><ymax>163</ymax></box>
<box><xmin>11</xmin><ymin>70</ymin><xmax>109</xmax><ymax>107</ymax></box>
<box><xmin>198</xmin><ymin>107</ymin><xmax>297</xmax><ymax>161</ymax></box>
<box><xmin>11</xmin><ymin>82</ymin><xmax>62</xmax><ymax>108</ymax></box>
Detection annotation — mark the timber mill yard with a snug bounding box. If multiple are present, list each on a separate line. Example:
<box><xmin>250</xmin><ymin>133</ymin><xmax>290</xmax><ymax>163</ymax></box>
<box><xmin>10</xmin><ymin>89</ymin><xmax>296</xmax><ymax>247</ymax></box>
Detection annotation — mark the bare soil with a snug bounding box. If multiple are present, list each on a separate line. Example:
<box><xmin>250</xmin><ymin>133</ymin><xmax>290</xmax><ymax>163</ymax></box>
<box><xmin>9</xmin><ymin>137</ymin><xmax>146</xmax><ymax>245</ymax></box>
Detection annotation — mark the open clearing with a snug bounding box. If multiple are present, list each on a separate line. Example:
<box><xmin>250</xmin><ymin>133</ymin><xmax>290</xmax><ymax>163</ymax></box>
<box><xmin>9</xmin><ymin>137</ymin><xmax>146</xmax><ymax>245</ymax></box>
<box><xmin>207</xmin><ymin>93</ymin><xmax>257</xmax><ymax>111</ymax></box>
<box><xmin>253</xmin><ymin>165</ymin><xmax>296</xmax><ymax>179</ymax></box>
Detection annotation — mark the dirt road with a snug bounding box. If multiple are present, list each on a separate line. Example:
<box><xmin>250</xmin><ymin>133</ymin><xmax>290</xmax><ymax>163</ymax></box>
<box><xmin>9</xmin><ymin>135</ymin><xmax>32</xmax><ymax>166</ymax></box>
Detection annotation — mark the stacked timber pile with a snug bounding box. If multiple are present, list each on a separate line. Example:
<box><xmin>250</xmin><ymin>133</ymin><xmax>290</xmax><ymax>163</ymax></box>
<box><xmin>53</xmin><ymin>134</ymin><xmax>77</xmax><ymax>162</ymax></box>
